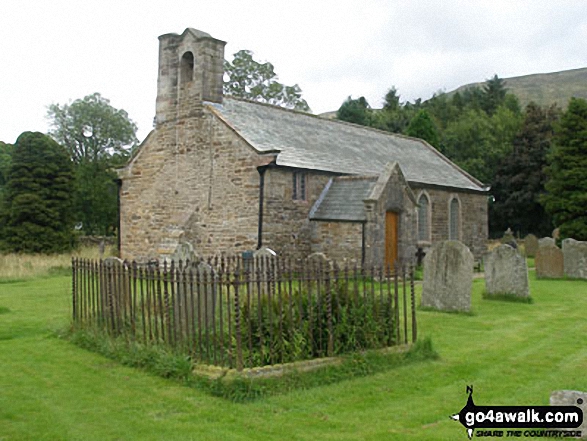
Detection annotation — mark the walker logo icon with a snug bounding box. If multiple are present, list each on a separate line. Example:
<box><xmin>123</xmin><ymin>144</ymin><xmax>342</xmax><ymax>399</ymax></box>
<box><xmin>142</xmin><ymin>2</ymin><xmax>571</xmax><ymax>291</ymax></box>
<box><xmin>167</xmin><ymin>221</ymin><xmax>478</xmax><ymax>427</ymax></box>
<box><xmin>450</xmin><ymin>386</ymin><xmax>583</xmax><ymax>439</ymax></box>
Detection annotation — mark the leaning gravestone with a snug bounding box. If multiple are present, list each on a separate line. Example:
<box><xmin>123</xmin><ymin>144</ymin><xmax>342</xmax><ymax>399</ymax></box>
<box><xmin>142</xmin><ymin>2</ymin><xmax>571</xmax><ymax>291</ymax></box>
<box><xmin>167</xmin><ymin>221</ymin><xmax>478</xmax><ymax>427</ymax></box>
<box><xmin>562</xmin><ymin>238</ymin><xmax>587</xmax><ymax>280</ymax></box>
<box><xmin>422</xmin><ymin>241</ymin><xmax>474</xmax><ymax>312</ymax></box>
<box><xmin>549</xmin><ymin>390</ymin><xmax>587</xmax><ymax>435</ymax></box>
<box><xmin>535</xmin><ymin>239</ymin><xmax>564</xmax><ymax>279</ymax></box>
<box><xmin>524</xmin><ymin>234</ymin><xmax>539</xmax><ymax>258</ymax></box>
<box><xmin>484</xmin><ymin>244</ymin><xmax>530</xmax><ymax>298</ymax></box>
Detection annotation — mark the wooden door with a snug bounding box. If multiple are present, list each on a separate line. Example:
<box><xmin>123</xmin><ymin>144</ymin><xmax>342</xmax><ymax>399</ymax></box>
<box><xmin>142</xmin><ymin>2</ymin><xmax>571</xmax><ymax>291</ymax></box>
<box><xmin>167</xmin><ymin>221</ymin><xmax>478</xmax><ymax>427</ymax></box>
<box><xmin>385</xmin><ymin>211</ymin><xmax>399</xmax><ymax>271</ymax></box>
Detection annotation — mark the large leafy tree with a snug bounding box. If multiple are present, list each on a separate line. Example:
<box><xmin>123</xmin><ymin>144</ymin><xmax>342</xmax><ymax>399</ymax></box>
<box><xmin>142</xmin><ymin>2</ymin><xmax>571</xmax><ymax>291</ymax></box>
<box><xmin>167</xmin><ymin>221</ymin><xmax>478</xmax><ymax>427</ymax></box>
<box><xmin>490</xmin><ymin>103</ymin><xmax>560</xmax><ymax>237</ymax></box>
<box><xmin>541</xmin><ymin>98</ymin><xmax>587</xmax><ymax>240</ymax></box>
<box><xmin>1</xmin><ymin>132</ymin><xmax>74</xmax><ymax>253</ymax></box>
<box><xmin>224</xmin><ymin>50</ymin><xmax>310</xmax><ymax>111</ymax></box>
<box><xmin>47</xmin><ymin>93</ymin><xmax>137</xmax><ymax>165</ymax></box>
<box><xmin>47</xmin><ymin>93</ymin><xmax>137</xmax><ymax>235</ymax></box>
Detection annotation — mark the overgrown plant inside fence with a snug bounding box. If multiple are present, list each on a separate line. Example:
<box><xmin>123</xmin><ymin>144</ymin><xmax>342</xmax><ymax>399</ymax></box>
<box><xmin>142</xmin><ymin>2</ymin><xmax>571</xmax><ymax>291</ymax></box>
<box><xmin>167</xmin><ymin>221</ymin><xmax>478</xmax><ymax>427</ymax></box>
<box><xmin>71</xmin><ymin>256</ymin><xmax>417</xmax><ymax>370</ymax></box>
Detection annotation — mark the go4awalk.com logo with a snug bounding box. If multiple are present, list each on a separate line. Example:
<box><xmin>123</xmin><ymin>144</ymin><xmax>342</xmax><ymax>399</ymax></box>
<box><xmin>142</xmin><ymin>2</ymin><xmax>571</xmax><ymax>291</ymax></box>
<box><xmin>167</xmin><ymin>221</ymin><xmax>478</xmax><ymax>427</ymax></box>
<box><xmin>451</xmin><ymin>386</ymin><xmax>583</xmax><ymax>439</ymax></box>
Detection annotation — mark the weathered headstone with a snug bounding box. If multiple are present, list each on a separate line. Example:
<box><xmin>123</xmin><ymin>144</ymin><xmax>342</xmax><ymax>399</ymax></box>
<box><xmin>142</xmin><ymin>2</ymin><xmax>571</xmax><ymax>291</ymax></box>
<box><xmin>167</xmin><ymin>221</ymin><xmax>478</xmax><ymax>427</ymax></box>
<box><xmin>307</xmin><ymin>252</ymin><xmax>330</xmax><ymax>267</ymax></box>
<box><xmin>539</xmin><ymin>237</ymin><xmax>556</xmax><ymax>248</ymax></box>
<box><xmin>536</xmin><ymin>239</ymin><xmax>564</xmax><ymax>279</ymax></box>
<box><xmin>501</xmin><ymin>227</ymin><xmax>517</xmax><ymax>248</ymax></box>
<box><xmin>252</xmin><ymin>247</ymin><xmax>277</xmax><ymax>276</ymax></box>
<box><xmin>524</xmin><ymin>234</ymin><xmax>539</xmax><ymax>258</ymax></box>
<box><xmin>422</xmin><ymin>241</ymin><xmax>474</xmax><ymax>312</ymax></box>
<box><xmin>550</xmin><ymin>390</ymin><xmax>586</xmax><ymax>435</ymax></box>
<box><xmin>171</xmin><ymin>241</ymin><xmax>200</xmax><ymax>266</ymax></box>
<box><xmin>484</xmin><ymin>244</ymin><xmax>530</xmax><ymax>298</ymax></box>
<box><xmin>174</xmin><ymin>261</ymin><xmax>218</xmax><ymax>336</ymax></box>
<box><xmin>562</xmin><ymin>238</ymin><xmax>587</xmax><ymax>280</ymax></box>
<box><xmin>101</xmin><ymin>257</ymin><xmax>127</xmax><ymax>327</ymax></box>
<box><xmin>254</xmin><ymin>247</ymin><xmax>277</xmax><ymax>258</ymax></box>
<box><xmin>552</xmin><ymin>227</ymin><xmax>561</xmax><ymax>240</ymax></box>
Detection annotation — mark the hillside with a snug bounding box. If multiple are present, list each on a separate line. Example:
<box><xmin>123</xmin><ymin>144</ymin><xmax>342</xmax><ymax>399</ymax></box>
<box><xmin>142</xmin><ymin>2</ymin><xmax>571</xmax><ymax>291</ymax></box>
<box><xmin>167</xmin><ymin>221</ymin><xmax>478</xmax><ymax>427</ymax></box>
<box><xmin>448</xmin><ymin>67</ymin><xmax>587</xmax><ymax>109</ymax></box>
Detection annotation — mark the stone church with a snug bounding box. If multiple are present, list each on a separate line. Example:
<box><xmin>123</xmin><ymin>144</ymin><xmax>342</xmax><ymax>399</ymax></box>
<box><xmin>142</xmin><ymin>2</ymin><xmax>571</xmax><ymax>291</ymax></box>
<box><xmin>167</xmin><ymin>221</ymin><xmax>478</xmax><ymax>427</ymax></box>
<box><xmin>117</xmin><ymin>28</ymin><xmax>489</xmax><ymax>267</ymax></box>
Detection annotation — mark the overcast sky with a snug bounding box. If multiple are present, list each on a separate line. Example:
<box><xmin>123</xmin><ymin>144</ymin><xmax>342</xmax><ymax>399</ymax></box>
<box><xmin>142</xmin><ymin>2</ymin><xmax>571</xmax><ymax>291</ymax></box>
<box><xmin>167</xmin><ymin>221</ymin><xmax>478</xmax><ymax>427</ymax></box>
<box><xmin>1</xmin><ymin>0</ymin><xmax>585</xmax><ymax>144</ymax></box>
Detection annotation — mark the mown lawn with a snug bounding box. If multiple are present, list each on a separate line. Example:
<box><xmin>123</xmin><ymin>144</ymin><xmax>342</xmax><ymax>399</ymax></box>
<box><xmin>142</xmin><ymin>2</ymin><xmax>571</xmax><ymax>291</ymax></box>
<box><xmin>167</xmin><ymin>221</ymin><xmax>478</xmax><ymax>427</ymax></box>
<box><xmin>1</xmin><ymin>272</ymin><xmax>586</xmax><ymax>440</ymax></box>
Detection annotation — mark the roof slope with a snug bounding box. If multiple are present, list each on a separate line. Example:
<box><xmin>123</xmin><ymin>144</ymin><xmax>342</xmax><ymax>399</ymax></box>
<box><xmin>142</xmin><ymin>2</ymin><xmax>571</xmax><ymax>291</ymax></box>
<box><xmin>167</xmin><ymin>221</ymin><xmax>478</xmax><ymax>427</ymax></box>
<box><xmin>309</xmin><ymin>177</ymin><xmax>377</xmax><ymax>222</ymax></box>
<box><xmin>208</xmin><ymin>98</ymin><xmax>486</xmax><ymax>192</ymax></box>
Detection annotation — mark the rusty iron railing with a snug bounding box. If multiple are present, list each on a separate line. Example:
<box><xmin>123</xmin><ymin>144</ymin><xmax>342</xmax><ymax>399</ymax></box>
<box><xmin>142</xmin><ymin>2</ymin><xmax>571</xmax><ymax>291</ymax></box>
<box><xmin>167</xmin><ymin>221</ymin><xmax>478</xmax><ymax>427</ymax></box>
<box><xmin>72</xmin><ymin>256</ymin><xmax>417</xmax><ymax>370</ymax></box>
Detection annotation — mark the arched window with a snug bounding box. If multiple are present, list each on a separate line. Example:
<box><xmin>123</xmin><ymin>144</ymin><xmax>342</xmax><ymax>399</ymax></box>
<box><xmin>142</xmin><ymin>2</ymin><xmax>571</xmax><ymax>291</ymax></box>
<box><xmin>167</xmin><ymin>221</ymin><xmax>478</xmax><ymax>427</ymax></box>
<box><xmin>417</xmin><ymin>193</ymin><xmax>430</xmax><ymax>241</ymax></box>
<box><xmin>449</xmin><ymin>197</ymin><xmax>460</xmax><ymax>240</ymax></box>
<box><xmin>180</xmin><ymin>51</ymin><xmax>194</xmax><ymax>84</ymax></box>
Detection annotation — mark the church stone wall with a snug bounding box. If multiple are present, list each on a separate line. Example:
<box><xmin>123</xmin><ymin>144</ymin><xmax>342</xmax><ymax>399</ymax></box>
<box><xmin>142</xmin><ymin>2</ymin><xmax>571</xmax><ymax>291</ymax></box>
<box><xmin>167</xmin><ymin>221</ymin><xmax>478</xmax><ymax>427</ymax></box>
<box><xmin>261</xmin><ymin>168</ymin><xmax>331</xmax><ymax>259</ymax></box>
<box><xmin>414</xmin><ymin>186</ymin><xmax>488</xmax><ymax>260</ymax></box>
<box><xmin>120</xmin><ymin>109</ymin><xmax>270</xmax><ymax>261</ymax></box>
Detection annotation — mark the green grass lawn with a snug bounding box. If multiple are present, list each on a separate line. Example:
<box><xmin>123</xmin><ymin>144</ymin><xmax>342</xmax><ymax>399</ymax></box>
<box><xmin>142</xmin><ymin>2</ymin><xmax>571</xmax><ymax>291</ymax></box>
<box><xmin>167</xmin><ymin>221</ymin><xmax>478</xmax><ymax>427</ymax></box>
<box><xmin>1</xmin><ymin>273</ymin><xmax>586</xmax><ymax>440</ymax></box>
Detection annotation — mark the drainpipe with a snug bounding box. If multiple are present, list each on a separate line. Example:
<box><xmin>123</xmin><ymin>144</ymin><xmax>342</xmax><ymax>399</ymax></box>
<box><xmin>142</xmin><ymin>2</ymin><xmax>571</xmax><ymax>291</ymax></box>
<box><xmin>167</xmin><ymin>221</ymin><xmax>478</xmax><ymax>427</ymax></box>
<box><xmin>115</xmin><ymin>178</ymin><xmax>122</xmax><ymax>257</ymax></box>
<box><xmin>257</xmin><ymin>167</ymin><xmax>267</xmax><ymax>250</ymax></box>
<box><xmin>361</xmin><ymin>222</ymin><xmax>366</xmax><ymax>267</ymax></box>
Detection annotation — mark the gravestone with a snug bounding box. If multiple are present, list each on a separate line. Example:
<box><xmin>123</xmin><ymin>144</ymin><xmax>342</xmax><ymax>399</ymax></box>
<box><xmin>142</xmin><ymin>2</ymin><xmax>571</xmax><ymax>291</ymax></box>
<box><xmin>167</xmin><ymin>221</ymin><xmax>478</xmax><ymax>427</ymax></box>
<box><xmin>252</xmin><ymin>247</ymin><xmax>277</xmax><ymax>277</ymax></box>
<box><xmin>171</xmin><ymin>241</ymin><xmax>200</xmax><ymax>267</ymax></box>
<box><xmin>307</xmin><ymin>252</ymin><xmax>330</xmax><ymax>267</ymax></box>
<box><xmin>484</xmin><ymin>244</ymin><xmax>529</xmax><ymax>298</ymax></box>
<box><xmin>539</xmin><ymin>237</ymin><xmax>556</xmax><ymax>248</ymax></box>
<box><xmin>422</xmin><ymin>241</ymin><xmax>474</xmax><ymax>312</ymax></box>
<box><xmin>101</xmin><ymin>257</ymin><xmax>127</xmax><ymax>326</ymax></box>
<box><xmin>501</xmin><ymin>227</ymin><xmax>517</xmax><ymax>248</ymax></box>
<box><xmin>552</xmin><ymin>227</ymin><xmax>561</xmax><ymax>240</ymax></box>
<box><xmin>549</xmin><ymin>390</ymin><xmax>587</xmax><ymax>435</ymax></box>
<box><xmin>254</xmin><ymin>247</ymin><xmax>277</xmax><ymax>258</ymax></box>
<box><xmin>524</xmin><ymin>234</ymin><xmax>539</xmax><ymax>258</ymax></box>
<box><xmin>174</xmin><ymin>261</ymin><xmax>218</xmax><ymax>337</ymax></box>
<box><xmin>562</xmin><ymin>238</ymin><xmax>587</xmax><ymax>280</ymax></box>
<box><xmin>536</xmin><ymin>239</ymin><xmax>564</xmax><ymax>279</ymax></box>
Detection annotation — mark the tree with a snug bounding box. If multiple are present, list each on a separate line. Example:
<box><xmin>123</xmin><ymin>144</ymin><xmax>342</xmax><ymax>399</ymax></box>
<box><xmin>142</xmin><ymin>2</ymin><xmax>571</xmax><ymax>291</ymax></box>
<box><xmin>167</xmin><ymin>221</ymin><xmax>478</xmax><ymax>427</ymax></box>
<box><xmin>47</xmin><ymin>93</ymin><xmax>137</xmax><ymax>235</ymax></box>
<box><xmin>482</xmin><ymin>74</ymin><xmax>508</xmax><ymax>116</ymax></box>
<box><xmin>541</xmin><ymin>98</ymin><xmax>587</xmax><ymax>240</ymax></box>
<box><xmin>224</xmin><ymin>50</ymin><xmax>310</xmax><ymax>111</ymax></box>
<box><xmin>382</xmin><ymin>87</ymin><xmax>401</xmax><ymax>112</ymax></box>
<box><xmin>47</xmin><ymin>93</ymin><xmax>137</xmax><ymax>166</ymax></box>
<box><xmin>336</xmin><ymin>96</ymin><xmax>371</xmax><ymax>126</ymax></box>
<box><xmin>0</xmin><ymin>132</ymin><xmax>74</xmax><ymax>253</ymax></box>
<box><xmin>490</xmin><ymin>102</ymin><xmax>560</xmax><ymax>237</ymax></box>
<box><xmin>405</xmin><ymin>109</ymin><xmax>440</xmax><ymax>148</ymax></box>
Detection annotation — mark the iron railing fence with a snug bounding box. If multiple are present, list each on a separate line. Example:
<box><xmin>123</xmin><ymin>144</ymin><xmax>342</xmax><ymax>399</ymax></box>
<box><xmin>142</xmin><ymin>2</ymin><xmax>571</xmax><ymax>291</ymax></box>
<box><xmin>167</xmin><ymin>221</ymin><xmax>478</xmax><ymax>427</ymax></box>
<box><xmin>72</xmin><ymin>256</ymin><xmax>417</xmax><ymax>370</ymax></box>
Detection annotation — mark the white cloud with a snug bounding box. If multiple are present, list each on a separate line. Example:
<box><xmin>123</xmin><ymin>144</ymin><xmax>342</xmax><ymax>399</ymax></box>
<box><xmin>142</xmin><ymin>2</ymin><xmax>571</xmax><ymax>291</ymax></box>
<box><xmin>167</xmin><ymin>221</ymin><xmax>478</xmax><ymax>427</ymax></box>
<box><xmin>0</xmin><ymin>0</ymin><xmax>585</xmax><ymax>143</ymax></box>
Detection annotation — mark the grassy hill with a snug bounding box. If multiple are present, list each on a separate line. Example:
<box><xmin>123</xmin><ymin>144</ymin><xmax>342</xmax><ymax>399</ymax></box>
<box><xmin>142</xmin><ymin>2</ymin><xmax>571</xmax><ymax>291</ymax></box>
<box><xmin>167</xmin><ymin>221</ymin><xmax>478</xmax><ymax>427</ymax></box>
<box><xmin>449</xmin><ymin>67</ymin><xmax>587</xmax><ymax>109</ymax></box>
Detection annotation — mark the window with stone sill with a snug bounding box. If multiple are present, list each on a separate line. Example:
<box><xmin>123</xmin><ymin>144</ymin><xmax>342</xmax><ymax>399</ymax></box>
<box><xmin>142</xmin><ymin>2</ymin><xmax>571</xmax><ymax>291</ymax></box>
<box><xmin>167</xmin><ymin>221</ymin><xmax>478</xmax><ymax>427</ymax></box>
<box><xmin>292</xmin><ymin>172</ymin><xmax>307</xmax><ymax>201</ymax></box>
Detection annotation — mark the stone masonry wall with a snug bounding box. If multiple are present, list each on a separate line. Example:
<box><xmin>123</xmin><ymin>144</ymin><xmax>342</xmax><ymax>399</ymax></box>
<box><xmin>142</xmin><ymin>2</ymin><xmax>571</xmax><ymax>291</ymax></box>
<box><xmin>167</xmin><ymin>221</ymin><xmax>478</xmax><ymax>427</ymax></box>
<box><xmin>310</xmin><ymin>221</ymin><xmax>363</xmax><ymax>263</ymax></box>
<box><xmin>119</xmin><ymin>107</ymin><xmax>272</xmax><ymax>261</ymax></box>
<box><xmin>413</xmin><ymin>187</ymin><xmax>488</xmax><ymax>260</ymax></box>
<box><xmin>261</xmin><ymin>168</ymin><xmax>331</xmax><ymax>259</ymax></box>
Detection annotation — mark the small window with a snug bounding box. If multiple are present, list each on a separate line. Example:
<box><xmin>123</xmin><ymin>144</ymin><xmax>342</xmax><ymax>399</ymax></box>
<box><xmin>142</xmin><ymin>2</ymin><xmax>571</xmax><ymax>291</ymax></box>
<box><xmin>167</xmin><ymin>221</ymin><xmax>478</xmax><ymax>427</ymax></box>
<box><xmin>293</xmin><ymin>172</ymin><xmax>306</xmax><ymax>200</ymax></box>
<box><xmin>417</xmin><ymin>193</ymin><xmax>430</xmax><ymax>241</ymax></box>
<box><xmin>180</xmin><ymin>51</ymin><xmax>194</xmax><ymax>84</ymax></box>
<box><xmin>449</xmin><ymin>197</ymin><xmax>460</xmax><ymax>240</ymax></box>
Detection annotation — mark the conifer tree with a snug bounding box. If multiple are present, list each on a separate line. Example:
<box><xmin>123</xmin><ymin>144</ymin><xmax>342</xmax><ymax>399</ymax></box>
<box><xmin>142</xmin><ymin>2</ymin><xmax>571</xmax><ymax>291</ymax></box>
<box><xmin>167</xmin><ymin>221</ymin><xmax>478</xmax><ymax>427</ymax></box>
<box><xmin>1</xmin><ymin>132</ymin><xmax>75</xmax><ymax>253</ymax></box>
<box><xmin>542</xmin><ymin>98</ymin><xmax>587</xmax><ymax>240</ymax></box>
<box><xmin>490</xmin><ymin>102</ymin><xmax>559</xmax><ymax>236</ymax></box>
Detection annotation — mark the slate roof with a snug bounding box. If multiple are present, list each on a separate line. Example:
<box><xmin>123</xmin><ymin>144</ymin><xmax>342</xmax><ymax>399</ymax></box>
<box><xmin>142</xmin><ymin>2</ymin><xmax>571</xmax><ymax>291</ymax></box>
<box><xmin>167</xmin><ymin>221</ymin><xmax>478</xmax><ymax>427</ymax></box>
<box><xmin>309</xmin><ymin>177</ymin><xmax>377</xmax><ymax>222</ymax></box>
<box><xmin>208</xmin><ymin>98</ymin><xmax>487</xmax><ymax>192</ymax></box>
